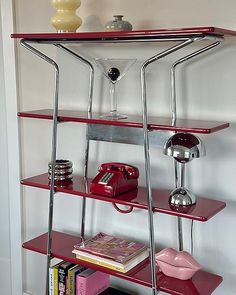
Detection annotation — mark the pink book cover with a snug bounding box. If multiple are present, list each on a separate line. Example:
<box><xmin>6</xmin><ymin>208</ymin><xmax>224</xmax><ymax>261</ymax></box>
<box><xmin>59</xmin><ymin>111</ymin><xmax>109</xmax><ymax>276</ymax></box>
<box><xmin>76</xmin><ymin>269</ymin><xmax>109</xmax><ymax>295</ymax></box>
<box><xmin>74</xmin><ymin>232</ymin><xmax>147</xmax><ymax>263</ymax></box>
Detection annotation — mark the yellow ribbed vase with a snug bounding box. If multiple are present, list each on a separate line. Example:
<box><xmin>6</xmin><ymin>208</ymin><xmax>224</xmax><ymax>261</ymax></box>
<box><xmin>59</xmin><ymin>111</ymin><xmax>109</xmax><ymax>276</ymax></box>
<box><xmin>51</xmin><ymin>0</ymin><xmax>82</xmax><ymax>32</ymax></box>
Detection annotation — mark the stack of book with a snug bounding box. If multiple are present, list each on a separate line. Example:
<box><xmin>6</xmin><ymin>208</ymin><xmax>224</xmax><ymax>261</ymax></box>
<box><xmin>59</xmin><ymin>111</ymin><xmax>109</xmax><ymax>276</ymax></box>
<box><xmin>49</xmin><ymin>260</ymin><xmax>110</xmax><ymax>295</ymax></box>
<box><xmin>72</xmin><ymin>232</ymin><xmax>149</xmax><ymax>273</ymax></box>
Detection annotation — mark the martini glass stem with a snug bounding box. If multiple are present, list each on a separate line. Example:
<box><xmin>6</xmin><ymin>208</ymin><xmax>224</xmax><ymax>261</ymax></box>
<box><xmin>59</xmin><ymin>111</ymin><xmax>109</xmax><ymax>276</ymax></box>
<box><xmin>109</xmin><ymin>81</ymin><xmax>117</xmax><ymax>116</ymax></box>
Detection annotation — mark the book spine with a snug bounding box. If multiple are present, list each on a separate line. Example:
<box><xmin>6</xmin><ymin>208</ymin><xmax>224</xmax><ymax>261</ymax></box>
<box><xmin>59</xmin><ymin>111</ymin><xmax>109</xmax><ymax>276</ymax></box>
<box><xmin>58</xmin><ymin>267</ymin><xmax>66</xmax><ymax>295</ymax></box>
<box><xmin>54</xmin><ymin>266</ymin><xmax>59</xmax><ymax>295</ymax></box>
<box><xmin>67</xmin><ymin>270</ymin><xmax>75</xmax><ymax>295</ymax></box>
<box><xmin>66</xmin><ymin>273</ymin><xmax>69</xmax><ymax>295</ymax></box>
<box><xmin>69</xmin><ymin>267</ymin><xmax>85</xmax><ymax>295</ymax></box>
<box><xmin>76</xmin><ymin>255</ymin><xmax>125</xmax><ymax>273</ymax></box>
<box><xmin>76</xmin><ymin>271</ymin><xmax>110</xmax><ymax>295</ymax></box>
<box><xmin>76</xmin><ymin>276</ymin><xmax>86</xmax><ymax>295</ymax></box>
<box><xmin>49</xmin><ymin>267</ymin><xmax>54</xmax><ymax>295</ymax></box>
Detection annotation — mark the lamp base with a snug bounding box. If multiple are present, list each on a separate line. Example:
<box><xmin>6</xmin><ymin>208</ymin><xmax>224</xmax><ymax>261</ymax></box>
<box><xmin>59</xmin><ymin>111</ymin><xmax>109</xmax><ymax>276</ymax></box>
<box><xmin>169</xmin><ymin>187</ymin><xmax>196</xmax><ymax>206</ymax></box>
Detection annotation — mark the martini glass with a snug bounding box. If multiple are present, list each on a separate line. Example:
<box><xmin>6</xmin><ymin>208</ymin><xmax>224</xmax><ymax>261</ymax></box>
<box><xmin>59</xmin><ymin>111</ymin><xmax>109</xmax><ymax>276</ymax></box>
<box><xmin>94</xmin><ymin>58</ymin><xmax>136</xmax><ymax>120</ymax></box>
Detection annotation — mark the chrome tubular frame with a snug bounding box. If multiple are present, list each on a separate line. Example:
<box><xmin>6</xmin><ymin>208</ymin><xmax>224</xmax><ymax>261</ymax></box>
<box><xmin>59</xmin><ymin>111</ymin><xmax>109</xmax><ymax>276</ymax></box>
<box><xmin>170</xmin><ymin>39</ymin><xmax>223</xmax><ymax>251</ymax></box>
<box><xmin>19</xmin><ymin>34</ymin><xmax>224</xmax><ymax>295</ymax></box>
<box><xmin>56</xmin><ymin>44</ymin><xmax>95</xmax><ymax>246</ymax></box>
<box><xmin>20</xmin><ymin>39</ymin><xmax>60</xmax><ymax>295</ymax></box>
<box><xmin>55</xmin><ymin>45</ymin><xmax>94</xmax><ymax>114</ymax></box>
<box><xmin>140</xmin><ymin>37</ymin><xmax>201</xmax><ymax>295</ymax></box>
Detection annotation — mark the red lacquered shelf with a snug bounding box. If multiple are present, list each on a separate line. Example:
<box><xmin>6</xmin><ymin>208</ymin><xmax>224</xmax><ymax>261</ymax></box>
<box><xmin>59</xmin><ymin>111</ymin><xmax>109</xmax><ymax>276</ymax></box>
<box><xmin>11</xmin><ymin>27</ymin><xmax>236</xmax><ymax>42</ymax></box>
<box><xmin>18</xmin><ymin>109</ymin><xmax>229</xmax><ymax>134</ymax></box>
<box><xmin>21</xmin><ymin>173</ymin><xmax>226</xmax><ymax>222</ymax></box>
<box><xmin>23</xmin><ymin>231</ymin><xmax>223</xmax><ymax>295</ymax></box>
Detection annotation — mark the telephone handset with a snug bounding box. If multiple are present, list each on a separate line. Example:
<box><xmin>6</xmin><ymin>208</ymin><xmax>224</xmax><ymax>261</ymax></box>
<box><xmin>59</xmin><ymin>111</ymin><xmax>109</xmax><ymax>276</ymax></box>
<box><xmin>90</xmin><ymin>162</ymin><xmax>139</xmax><ymax>197</ymax></box>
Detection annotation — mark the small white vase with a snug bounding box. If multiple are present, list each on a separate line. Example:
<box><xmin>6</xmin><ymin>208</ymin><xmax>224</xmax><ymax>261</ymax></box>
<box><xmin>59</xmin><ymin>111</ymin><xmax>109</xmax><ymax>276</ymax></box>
<box><xmin>51</xmin><ymin>0</ymin><xmax>82</xmax><ymax>33</ymax></box>
<box><xmin>105</xmin><ymin>15</ymin><xmax>133</xmax><ymax>32</ymax></box>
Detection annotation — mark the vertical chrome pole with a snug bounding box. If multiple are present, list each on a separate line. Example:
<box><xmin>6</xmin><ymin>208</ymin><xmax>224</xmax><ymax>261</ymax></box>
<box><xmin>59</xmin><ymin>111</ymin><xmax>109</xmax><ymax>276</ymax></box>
<box><xmin>141</xmin><ymin>38</ymin><xmax>195</xmax><ymax>295</ymax></box>
<box><xmin>141</xmin><ymin>64</ymin><xmax>158</xmax><ymax>295</ymax></box>
<box><xmin>179</xmin><ymin>162</ymin><xmax>185</xmax><ymax>251</ymax></box>
<box><xmin>177</xmin><ymin>215</ymin><xmax>184</xmax><ymax>251</ymax></box>
<box><xmin>20</xmin><ymin>40</ymin><xmax>60</xmax><ymax>295</ymax></box>
<box><xmin>82</xmin><ymin>59</ymin><xmax>94</xmax><ymax>246</ymax></box>
<box><xmin>174</xmin><ymin>160</ymin><xmax>184</xmax><ymax>251</ymax></box>
<box><xmin>170</xmin><ymin>38</ymin><xmax>222</xmax><ymax>252</ymax></box>
<box><xmin>55</xmin><ymin>45</ymin><xmax>95</xmax><ymax>244</ymax></box>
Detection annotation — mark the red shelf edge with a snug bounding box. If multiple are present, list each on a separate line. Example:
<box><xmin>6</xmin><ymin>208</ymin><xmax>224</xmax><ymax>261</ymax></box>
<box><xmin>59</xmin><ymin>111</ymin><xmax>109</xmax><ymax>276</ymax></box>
<box><xmin>18</xmin><ymin>110</ymin><xmax>230</xmax><ymax>135</ymax></box>
<box><xmin>149</xmin><ymin>122</ymin><xmax>230</xmax><ymax>134</ymax></box>
<box><xmin>10</xmin><ymin>26</ymin><xmax>236</xmax><ymax>40</ymax></box>
<box><xmin>21</xmin><ymin>174</ymin><xmax>226</xmax><ymax>222</ymax></box>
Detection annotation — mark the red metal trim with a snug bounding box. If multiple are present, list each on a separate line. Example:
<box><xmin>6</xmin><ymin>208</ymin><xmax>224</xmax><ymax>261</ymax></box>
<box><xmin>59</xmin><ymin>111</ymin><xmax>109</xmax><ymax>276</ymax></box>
<box><xmin>11</xmin><ymin>27</ymin><xmax>236</xmax><ymax>40</ymax></box>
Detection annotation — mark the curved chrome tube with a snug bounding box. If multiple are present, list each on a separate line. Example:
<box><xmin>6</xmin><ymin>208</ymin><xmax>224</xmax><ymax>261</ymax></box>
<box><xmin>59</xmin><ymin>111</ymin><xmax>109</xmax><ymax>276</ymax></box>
<box><xmin>55</xmin><ymin>44</ymin><xmax>95</xmax><ymax>246</ymax></box>
<box><xmin>169</xmin><ymin>39</ymin><xmax>222</xmax><ymax>251</ymax></box>
<box><xmin>141</xmin><ymin>38</ymin><xmax>199</xmax><ymax>295</ymax></box>
<box><xmin>170</xmin><ymin>40</ymin><xmax>222</xmax><ymax>126</ymax></box>
<box><xmin>55</xmin><ymin>44</ymin><xmax>94</xmax><ymax>114</ymax></box>
<box><xmin>20</xmin><ymin>39</ymin><xmax>60</xmax><ymax>295</ymax></box>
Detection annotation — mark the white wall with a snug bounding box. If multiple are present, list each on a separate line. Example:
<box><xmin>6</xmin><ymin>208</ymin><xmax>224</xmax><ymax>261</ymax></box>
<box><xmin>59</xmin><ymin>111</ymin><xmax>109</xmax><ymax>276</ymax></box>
<box><xmin>0</xmin><ymin>1</ymin><xmax>22</xmax><ymax>295</ymax></box>
<box><xmin>14</xmin><ymin>0</ymin><xmax>236</xmax><ymax>294</ymax></box>
<box><xmin>0</xmin><ymin>0</ymin><xmax>22</xmax><ymax>294</ymax></box>
<box><xmin>0</xmin><ymin>4</ymin><xmax>11</xmax><ymax>295</ymax></box>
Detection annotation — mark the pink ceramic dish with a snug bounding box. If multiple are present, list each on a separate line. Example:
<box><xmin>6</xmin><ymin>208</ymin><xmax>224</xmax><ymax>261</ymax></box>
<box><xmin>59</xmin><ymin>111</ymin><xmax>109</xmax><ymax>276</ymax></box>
<box><xmin>155</xmin><ymin>248</ymin><xmax>201</xmax><ymax>280</ymax></box>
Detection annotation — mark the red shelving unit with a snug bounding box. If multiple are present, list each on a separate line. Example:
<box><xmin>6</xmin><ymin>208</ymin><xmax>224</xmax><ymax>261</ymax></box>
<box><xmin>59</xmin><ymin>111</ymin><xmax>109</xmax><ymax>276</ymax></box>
<box><xmin>21</xmin><ymin>173</ymin><xmax>226</xmax><ymax>222</ymax></box>
<box><xmin>13</xmin><ymin>27</ymin><xmax>233</xmax><ymax>294</ymax></box>
<box><xmin>18</xmin><ymin>109</ymin><xmax>229</xmax><ymax>134</ymax></box>
<box><xmin>23</xmin><ymin>231</ymin><xmax>223</xmax><ymax>295</ymax></box>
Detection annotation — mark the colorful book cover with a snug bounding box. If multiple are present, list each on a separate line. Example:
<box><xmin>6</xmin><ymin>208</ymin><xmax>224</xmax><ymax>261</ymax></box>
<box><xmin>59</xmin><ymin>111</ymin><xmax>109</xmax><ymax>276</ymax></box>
<box><xmin>58</xmin><ymin>262</ymin><xmax>75</xmax><ymax>295</ymax></box>
<box><xmin>73</xmin><ymin>232</ymin><xmax>147</xmax><ymax>263</ymax></box>
<box><xmin>53</xmin><ymin>261</ymin><xmax>64</xmax><ymax>295</ymax></box>
<box><xmin>76</xmin><ymin>269</ymin><xmax>109</xmax><ymax>295</ymax></box>
<box><xmin>75</xmin><ymin>254</ymin><xmax>125</xmax><ymax>272</ymax></box>
<box><xmin>67</xmin><ymin>265</ymin><xmax>85</xmax><ymax>295</ymax></box>
<box><xmin>75</xmin><ymin>248</ymin><xmax>149</xmax><ymax>273</ymax></box>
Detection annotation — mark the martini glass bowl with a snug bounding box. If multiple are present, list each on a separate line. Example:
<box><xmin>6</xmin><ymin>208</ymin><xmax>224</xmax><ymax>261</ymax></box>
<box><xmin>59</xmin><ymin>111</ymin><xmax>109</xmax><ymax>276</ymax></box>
<box><xmin>94</xmin><ymin>58</ymin><xmax>136</xmax><ymax>120</ymax></box>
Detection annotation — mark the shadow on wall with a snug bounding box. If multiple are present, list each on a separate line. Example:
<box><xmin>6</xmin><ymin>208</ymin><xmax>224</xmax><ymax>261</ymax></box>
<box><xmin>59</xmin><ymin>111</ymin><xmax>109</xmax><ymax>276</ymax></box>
<box><xmin>82</xmin><ymin>15</ymin><xmax>104</xmax><ymax>31</ymax></box>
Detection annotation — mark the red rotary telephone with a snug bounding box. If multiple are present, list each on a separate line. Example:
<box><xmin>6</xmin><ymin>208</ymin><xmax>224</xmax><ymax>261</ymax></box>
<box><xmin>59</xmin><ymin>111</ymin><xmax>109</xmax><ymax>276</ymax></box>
<box><xmin>90</xmin><ymin>162</ymin><xmax>139</xmax><ymax>197</ymax></box>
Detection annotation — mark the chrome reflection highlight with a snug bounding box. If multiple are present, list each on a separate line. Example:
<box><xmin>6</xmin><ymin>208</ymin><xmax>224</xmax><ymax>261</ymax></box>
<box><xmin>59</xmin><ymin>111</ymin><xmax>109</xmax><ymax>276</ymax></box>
<box><xmin>163</xmin><ymin>132</ymin><xmax>206</xmax><ymax>163</ymax></box>
<box><xmin>169</xmin><ymin>187</ymin><xmax>196</xmax><ymax>206</ymax></box>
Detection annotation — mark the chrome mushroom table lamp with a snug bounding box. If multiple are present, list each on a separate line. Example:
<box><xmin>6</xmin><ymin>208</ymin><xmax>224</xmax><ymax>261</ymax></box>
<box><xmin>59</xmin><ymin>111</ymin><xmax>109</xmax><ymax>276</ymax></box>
<box><xmin>163</xmin><ymin>132</ymin><xmax>206</xmax><ymax>206</ymax></box>
<box><xmin>164</xmin><ymin>132</ymin><xmax>206</xmax><ymax>252</ymax></box>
